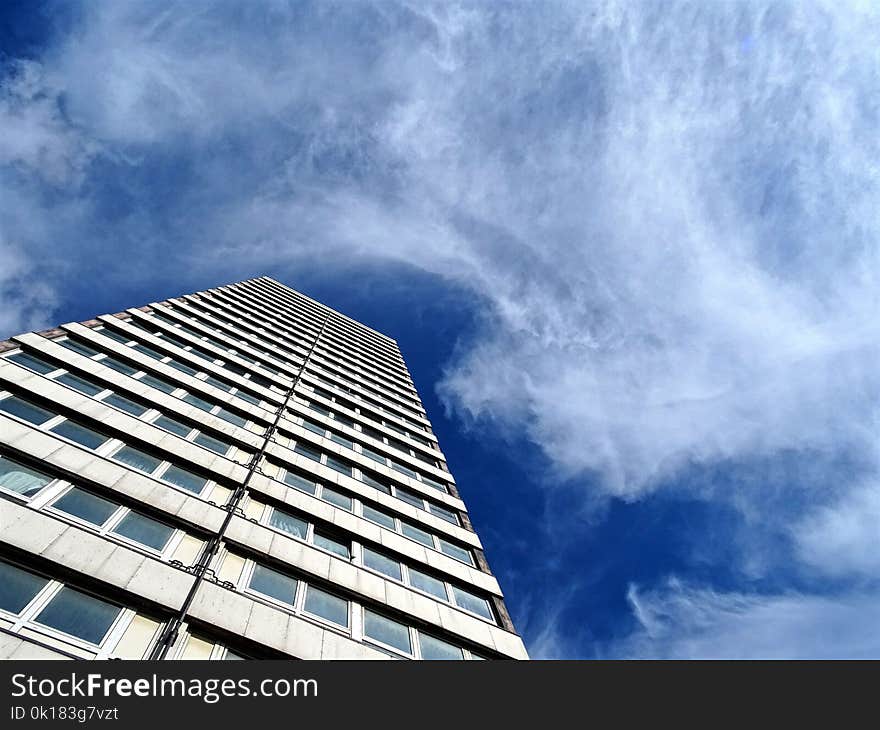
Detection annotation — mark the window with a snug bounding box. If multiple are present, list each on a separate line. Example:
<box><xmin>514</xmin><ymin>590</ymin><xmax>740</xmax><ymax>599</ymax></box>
<box><xmin>269</xmin><ymin>509</ymin><xmax>308</xmax><ymax>539</ymax></box>
<box><xmin>8</xmin><ymin>352</ymin><xmax>56</xmax><ymax>374</ymax></box>
<box><xmin>140</xmin><ymin>373</ymin><xmax>177</xmax><ymax>394</ymax></box>
<box><xmin>313</xmin><ymin>530</ymin><xmax>350</xmax><ymax>559</ymax></box>
<box><xmin>101</xmin><ymin>357</ymin><xmax>137</xmax><ymax>376</ymax></box>
<box><xmin>248</xmin><ymin>563</ymin><xmax>298</xmax><ymax>606</ymax></box>
<box><xmin>401</xmin><ymin>522</ymin><xmax>434</xmax><ymax>548</ymax></box>
<box><xmin>283</xmin><ymin>470</ymin><xmax>317</xmax><ymax>495</ymax></box>
<box><xmin>294</xmin><ymin>443</ymin><xmax>321</xmax><ymax>462</ymax></box>
<box><xmin>321</xmin><ymin>487</ymin><xmax>351</xmax><ymax>511</ymax></box>
<box><xmin>0</xmin><ymin>455</ymin><xmax>52</xmax><ymax>497</ymax></box>
<box><xmin>52</xmin><ymin>487</ymin><xmax>117</xmax><ymax>525</ymax></box>
<box><xmin>451</xmin><ymin>586</ymin><xmax>493</xmax><ymax>621</ymax></box>
<box><xmin>362</xmin><ymin>548</ymin><xmax>401</xmax><ymax>580</ymax></box>
<box><xmin>205</xmin><ymin>377</ymin><xmax>232</xmax><ymax>393</ymax></box>
<box><xmin>438</xmin><ymin>539</ymin><xmax>473</xmax><ymax>566</ymax></box>
<box><xmin>167</xmin><ymin>360</ymin><xmax>197</xmax><ymax>376</ymax></box>
<box><xmin>235</xmin><ymin>390</ymin><xmax>260</xmax><ymax>406</ymax></box>
<box><xmin>55</xmin><ymin>372</ymin><xmax>104</xmax><ymax>396</ymax></box>
<box><xmin>301</xmin><ymin>419</ymin><xmax>326</xmax><ymax>436</ymax></box>
<box><xmin>303</xmin><ymin>586</ymin><xmax>348</xmax><ymax>627</ymax></box>
<box><xmin>58</xmin><ymin>339</ymin><xmax>100</xmax><ymax>358</ymax></box>
<box><xmin>132</xmin><ymin>343</ymin><xmax>164</xmax><ymax>361</ymax></box>
<box><xmin>49</xmin><ymin>421</ymin><xmax>108</xmax><ymax>450</ymax></box>
<box><xmin>0</xmin><ymin>561</ymin><xmax>48</xmax><ymax>614</ymax></box>
<box><xmin>363</xmin><ymin>610</ymin><xmax>411</xmax><ymax>655</ymax></box>
<box><xmin>154</xmin><ymin>415</ymin><xmax>191</xmax><ymax>437</ymax></box>
<box><xmin>112</xmin><ymin>512</ymin><xmax>175</xmax><ymax>551</ymax></box>
<box><xmin>0</xmin><ymin>396</ymin><xmax>54</xmax><ymax>425</ymax></box>
<box><xmin>113</xmin><ymin>446</ymin><xmax>162</xmax><ymax>473</ymax></box>
<box><xmin>183</xmin><ymin>394</ymin><xmax>213</xmax><ymax>411</ymax></box>
<box><xmin>360</xmin><ymin>472</ymin><xmax>391</xmax><ymax>494</ymax></box>
<box><xmin>103</xmin><ymin>393</ymin><xmax>147</xmax><ymax>416</ymax></box>
<box><xmin>329</xmin><ymin>433</ymin><xmax>352</xmax><ymax>449</ymax></box>
<box><xmin>98</xmin><ymin>327</ymin><xmax>131</xmax><ymax>344</ymax></box>
<box><xmin>325</xmin><ymin>455</ymin><xmax>352</xmax><ymax>477</ymax></box>
<box><xmin>193</xmin><ymin>432</ymin><xmax>231</xmax><ymax>455</ymax></box>
<box><xmin>361</xmin><ymin>446</ymin><xmax>387</xmax><ymax>464</ymax></box>
<box><xmin>161</xmin><ymin>465</ymin><xmax>207</xmax><ymax>494</ymax></box>
<box><xmin>216</xmin><ymin>409</ymin><xmax>247</xmax><ymax>427</ymax></box>
<box><xmin>391</xmin><ymin>462</ymin><xmax>418</xmax><ymax>479</ymax></box>
<box><xmin>418</xmin><ymin>632</ymin><xmax>463</xmax><ymax>660</ymax></box>
<box><xmin>362</xmin><ymin>504</ymin><xmax>395</xmax><ymax>529</ymax></box>
<box><xmin>395</xmin><ymin>488</ymin><xmax>424</xmax><ymax>509</ymax></box>
<box><xmin>429</xmin><ymin>504</ymin><xmax>459</xmax><ymax>525</ymax></box>
<box><xmin>35</xmin><ymin>587</ymin><xmax>121</xmax><ymax>645</ymax></box>
<box><xmin>408</xmin><ymin>567</ymin><xmax>447</xmax><ymax>601</ymax></box>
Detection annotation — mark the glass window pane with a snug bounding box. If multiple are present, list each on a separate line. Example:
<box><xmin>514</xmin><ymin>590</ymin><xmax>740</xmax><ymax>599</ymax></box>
<box><xmin>420</xmin><ymin>476</ymin><xmax>448</xmax><ymax>493</ymax></box>
<box><xmin>235</xmin><ymin>390</ymin><xmax>259</xmax><ymax>406</ymax></box>
<box><xmin>301</xmin><ymin>419</ymin><xmax>326</xmax><ymax>436</ymax></box>
<box><xmin>205</xmin><ymin>376</ymin><xmax>232</xmax><ymax>392</ymax></box>
<box><xmin>360</xmin><ymin>471</ymin><xmax>392</xmax><ymax>494</ymax></box>
<box><xmin>216</xmin><ymin>409</ymin><xmax>246</xmax><ymax>427</ymax></box>
<box><xmin>0</xmin><ymin>455</ymin><xmax>52</xmax><ymax>497</ymax></box>
<box><xmin>132</xmin><ymin>343</ymin><xmax>165</xmax><ymax>360</ymax></box>
<box><xmin>52</xmin><ymin>487</ymin><xmax>118</xmax><ymax>525</ymax></box>
<box><xmin>439</xmin><ymin>540</ymin><xmax>473</xmax><ymax>565</ymax></box>
<box><xmin>154</xmin><ymin>415</ymin><xmax>192</xmax><ymax>437</ymax></box>
<box><xmin>451</xmin><ymin>587</ymin><xmax>494</xmax><ymax>620</ymax></box>
<box><xmin>101</xmin><ymin>356</ymin><xmax>137</xmax><ymax>376</ymax></box>
<box><xmin>408</xmin><ymin>567</ymin><xmax>447</xmax><ymax>601</ymax></box>
<box><xmin>98</xmin><ymin>327</ymin><xmax>131</xmax><ymax>344</ymax></box>
<box><xmin>35</xmin><ymin>587</ymin><xmax>121</xmax><ymax>644</ymax></box>
<box><xmin>112</xmin><ymin>512</ymin><xmax>175</xmax><ymax>551</ymax></box>
<box><xmin>361</xmin><ymin>447</ymin><xmax>387</xmax><ymax>464</ymax></box>
<box><xmin>49</xmin><ymin>421</ymin><xmax>108</xmax><ymax>449</ymax></box>
<box><xmin>0</xmin><ymin>561</ymin><xmax>49</xmax><ymax>614</ymax></box>
<box><xmin>183</xmin><ymin>394</ymin><xmax>214</xmax><ymax>411</ymax></box>
<box><xmin>161</xmin><ymin>465</ymin><xmax>207</xmax><ymax>493</ymax></box>
<box><xmin>248</xmin><ymin>563</ymin><xmax>297</xmax><ymax>606</ymax></box>
<box><xmin>140</xmin><ymin>374</ymin><xmax>177</xmax><ymax>394</ymax></box>
<box><xmin>395</xmin><ymin>488</ymin><xmax>424</xmax><ymax>509</ymax></box>
<box><xmin>113</xmin><ymin>446</ymin><xmax>161</xmax><ymax>473</ymax></box>
<box><xmin>363</xmin><ymin>548</ymin><xmax>401</xmax><ymax>581</ymax></box>
<box><xmin>167</xmin><ymin>360</ymin><xmax>197</xmax><ymax>376</ymax></box>
<box><xmin>283</xmin><ymin>470</ymin><xmax>317</xmax><ymax>495</ymax></box>
<box><xmin>313</xmin><ymin>531</ymin><xmax>350</xmax><ymax>559</ymax></box>
<box><xmin>0</xmin><ymin>396</ymin><xmax>54</xmax><ymax>425</ymax></box>
<box><xmin>193</xmin><ymin>432</ymin><xmax>230</xmax><ymax>455</ymax></box>
<box><xmin>268</xmin><ymin>509</ymin><xmax>308</xmax><ymax>539</ymax></box>
<box><xmin>325</xmin><ymin>455</ymin><xmax>351</xmax><ymax>477</ymax></box>
<box><xmin>303</xmin><ymin>586</ymin><xmax>348</xmax><ymax>627</ymax></box>
<box><xmin>363</xmin><ymin>610</ymin><xmax>411</xmax><ymax>654</ymax></box>
<box><xmin>429</xmin><ymin>504</ymin><xmax>459</xmax><ymax>525</ymax></box>
<box><xmin>294</xmin><ymin>442</ymin><xmax>321</xmax><ymax>462</ymax></box>
<box><xmin>391</xmin><ymin>462</ymin><xmax>417</xmax><ymax>478</ymax></box>
<box><xmin>418</xmin><ymin>632</ymin><xmax>463</xmax><ymax>660</ymax></box>
<box><xmin>362</xmin><ymin>504</ymin><xmax>395</xmax><ymax>529</ymax></box>
<box><xmin>103</xmin><ymin>393</ymin><xmax>147</xmax><ymax>416</ymax></box>
<box><xmin>401</xmin><ymin>522</ymin><xmax>434</xmax><ymax>548</ymax></box>
<box><xmin>55</xmin><ymin>372</ymin><xmax>104</xmax><ymax>396</ymax></box>
<box><xmin>321</xmin><ymin>487</ymin><xmax>351</xmax><ymax>511</ymax></box>
<box><xmin>58</xmin><ymin>339</ymin><xmax>101</xmax><ymax>358</ymax></box>
<box><xmin>8</xmin><ymin>352</ymin><xmax>57</xmax><ymax>374</ymax></box>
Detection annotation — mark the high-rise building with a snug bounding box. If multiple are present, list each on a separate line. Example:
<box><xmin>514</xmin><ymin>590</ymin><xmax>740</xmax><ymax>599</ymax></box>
<box><xmin>0</xmin><ymin>277</ymin><xmax>527</xmax><ymax>660</ymax></box>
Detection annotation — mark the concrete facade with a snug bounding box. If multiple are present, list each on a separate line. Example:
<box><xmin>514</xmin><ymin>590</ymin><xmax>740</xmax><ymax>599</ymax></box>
<box><xmin>0</xmin><ymin>276</ymin><xmax>527</xmax><ymax>660</ymax></box>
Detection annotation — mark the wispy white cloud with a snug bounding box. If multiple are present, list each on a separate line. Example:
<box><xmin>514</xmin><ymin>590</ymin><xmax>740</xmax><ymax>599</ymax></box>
<box><xmin>1</xmin><ymin>0</ymin><xmax>879</xmax><ymax>656</ymax></box>
<box><xmin>608</xmin><ymin>578</ymin><xmax>880</xmax><ymax>659</ymax></box>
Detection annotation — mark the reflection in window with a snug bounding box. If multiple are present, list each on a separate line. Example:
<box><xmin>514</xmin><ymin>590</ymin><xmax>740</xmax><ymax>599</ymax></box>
<box><xmin>303</xmin><ymin>586</ymin><xmax>348</xmax><ymax>627</ymax></box>
<box><xmin>35</xmin><ymin>587</ymin><xmax>121</xmax><ymax>644</ymax></box>
<box><xmin>0</xmin><ymin>561</ymin><xmax>48</xmax><ymax>614</ymax></box>
<box><xmin>0</xmin><ymin>455</ymin><xmax>52</xmax><ymax>497</ymax></box>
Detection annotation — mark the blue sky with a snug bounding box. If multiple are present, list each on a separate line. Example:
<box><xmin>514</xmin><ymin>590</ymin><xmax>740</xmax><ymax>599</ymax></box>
<box><xmin>2</xmin><ymin>1</ymin><xmax>879</xmax><ymax>658</ymax></box>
